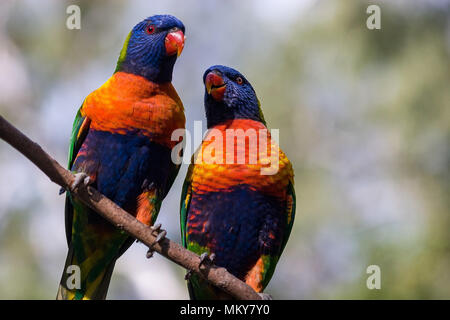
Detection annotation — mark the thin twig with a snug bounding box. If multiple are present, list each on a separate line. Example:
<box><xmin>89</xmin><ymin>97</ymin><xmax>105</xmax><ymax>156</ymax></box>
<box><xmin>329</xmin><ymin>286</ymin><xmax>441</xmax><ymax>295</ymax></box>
<box><xmin>0</xmin><ymin>115</ymin><xmax>261</xmax><ymax>300</ymax></box>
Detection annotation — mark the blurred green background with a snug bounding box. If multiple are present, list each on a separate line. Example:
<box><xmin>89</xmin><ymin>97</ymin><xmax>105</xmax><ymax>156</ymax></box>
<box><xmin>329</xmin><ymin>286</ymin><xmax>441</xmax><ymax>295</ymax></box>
<box><xmin>0</xmin><ymin>0</ymin><xmax>449</xmax><ymax>299</ymax></box>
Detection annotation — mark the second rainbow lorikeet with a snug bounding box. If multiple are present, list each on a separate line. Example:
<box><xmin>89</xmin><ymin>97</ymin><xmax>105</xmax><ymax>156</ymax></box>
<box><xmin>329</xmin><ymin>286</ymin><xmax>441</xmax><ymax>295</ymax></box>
<box><xmin>180</xmin><ymin>65</ymin><xmax>296</xmax><ymax>299</ymax></box>
<box><xmin>57</xmin><ymin>15</ymin><xmax>186</xmax><ymax>300</ymax></box>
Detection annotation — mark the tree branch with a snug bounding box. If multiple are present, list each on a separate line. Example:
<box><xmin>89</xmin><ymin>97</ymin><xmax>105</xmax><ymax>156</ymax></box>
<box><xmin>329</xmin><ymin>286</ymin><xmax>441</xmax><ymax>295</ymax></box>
<box><xmin>0</xmin><ymin>115</ymin><xmax>261</xmax><ymax>300</ymax></box>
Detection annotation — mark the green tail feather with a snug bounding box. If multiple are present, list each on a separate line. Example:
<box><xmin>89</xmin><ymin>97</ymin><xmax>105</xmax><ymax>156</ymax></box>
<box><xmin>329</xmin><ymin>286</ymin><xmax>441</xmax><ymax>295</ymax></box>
<box><xmin>57</xmin><ymin>245</ymin><xmax>117</xmax><ymax>300</ymax></box>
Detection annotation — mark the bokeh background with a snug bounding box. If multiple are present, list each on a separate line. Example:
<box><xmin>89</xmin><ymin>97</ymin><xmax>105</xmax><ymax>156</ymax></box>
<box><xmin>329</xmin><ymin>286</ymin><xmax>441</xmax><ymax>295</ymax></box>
<box><xmin>0</xmin><ymin>0</ymin><xmax>449</xmax><ymax>299</ymax></box>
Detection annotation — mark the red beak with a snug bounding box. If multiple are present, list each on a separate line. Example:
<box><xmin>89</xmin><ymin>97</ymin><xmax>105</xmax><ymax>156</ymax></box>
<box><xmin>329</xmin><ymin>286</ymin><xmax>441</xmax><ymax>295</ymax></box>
<box><xmin>205</xmin><ymin>72</ymin><xmax>226</xmax><ymax>101</ymax></box>
<box><xmin>165</xmin><ymin>30</ymin><xmax>185</xmax><ymax>57</ymax></box>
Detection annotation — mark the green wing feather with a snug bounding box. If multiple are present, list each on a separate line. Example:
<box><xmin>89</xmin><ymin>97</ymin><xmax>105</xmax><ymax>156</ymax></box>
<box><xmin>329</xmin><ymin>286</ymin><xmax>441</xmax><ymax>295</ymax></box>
<box><xmin>65</xmin><ymin>107</ymin><xmax>90</xmax><ymax>245</ymax></box>
<box><xmin>67</xmin><ymin>107</ymin><xmax>89</xmax><ymax>169</ymax></box>
<box><xmin>180</xmin><ymin>162</ymin><xmax>203</xmax><ymax>299</ymax></box>
<box><xmin>180</xmin><ymin>163</ymin><xmax>194</xmax><ymax>248</ymax></box>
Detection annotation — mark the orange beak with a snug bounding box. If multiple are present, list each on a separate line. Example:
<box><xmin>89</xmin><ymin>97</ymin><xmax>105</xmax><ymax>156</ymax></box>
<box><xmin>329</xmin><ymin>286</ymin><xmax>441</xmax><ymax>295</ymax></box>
<box><xmin>165</xmin><ymin>29</ymin><xmax>185</xmax><ymax>57</ymax></box>
<box><xmin>205</xmin><ymin>72</ymin><xmax>226</xmax><ymax>101</ymax></box>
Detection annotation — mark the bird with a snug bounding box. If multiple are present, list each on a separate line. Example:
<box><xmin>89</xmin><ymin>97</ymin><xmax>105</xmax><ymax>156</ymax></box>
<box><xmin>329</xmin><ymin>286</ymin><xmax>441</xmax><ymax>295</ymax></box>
<box><xmin>57</xmin><ymin>14</ymin><xmax>186</xmax><ymax>300</ymax></box>
<box><xmin>180</xmin><ymin>65</ymin><xmax>296</xmax><ymax>299</ymax></box>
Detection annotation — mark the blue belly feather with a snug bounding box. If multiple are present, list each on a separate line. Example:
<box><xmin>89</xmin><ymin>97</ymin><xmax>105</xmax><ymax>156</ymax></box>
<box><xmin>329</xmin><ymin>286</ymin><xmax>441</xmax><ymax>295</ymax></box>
<box><xmin>72</xmin><ymin>129</ymin><xmax>172</xmax><ymax>210</ymax></box>
<box><xmin>186</xmin><ymin>185</ymin><xmax>286</xmax><ymax>280</ymax></box>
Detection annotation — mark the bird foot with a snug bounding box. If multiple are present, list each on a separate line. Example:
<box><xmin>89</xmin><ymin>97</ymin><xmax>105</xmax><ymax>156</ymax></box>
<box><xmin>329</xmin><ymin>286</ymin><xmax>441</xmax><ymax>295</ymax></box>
<box><xmin>185</xmin><ymin>270</ymin><xmax>193</xmax><ymax>280</ymax></box>
<box><xmin>151</xmin><ymin>223</ymin><xmax>162</xmax><ymax>233</ymax></box>
<box><xmin>70</xmin><ymin>172</ymin><xmax>91</xmax><ymax>191</ymax></box>
<box><xmin>145</xmin><ymin>223</ymin><xmax>167</xmax><ymax>259</ymax></box>
<box><xmin>258</xmin><ymin>293</ymin><xmax>273</xmax><ymax>300</ymax></box>
<box><xmin>199</xmin><ymin>252</ymin><xmax>216</xmax><ymax>268</ymax></box>
<box><xmin>150</xmin><ymin>223</ymin><xmax>167</xmax><ymax>243</ymax></box>
<box><xmin>146</xmin><ymin>248</ymin><xmax>154</xmax><ymax>259</ymax></box>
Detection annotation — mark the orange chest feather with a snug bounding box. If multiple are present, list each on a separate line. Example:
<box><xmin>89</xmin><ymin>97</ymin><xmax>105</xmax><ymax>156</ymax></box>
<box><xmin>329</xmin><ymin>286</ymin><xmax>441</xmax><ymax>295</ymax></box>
<box><xmin>190</xmin><ymin>119</ymin><xmax>293</xmax><ymax>197</ymax></box>
<box><xmin>81</xmin><ymin>72</ymin><xmax>185</xmax><ymax>148</ymax></box>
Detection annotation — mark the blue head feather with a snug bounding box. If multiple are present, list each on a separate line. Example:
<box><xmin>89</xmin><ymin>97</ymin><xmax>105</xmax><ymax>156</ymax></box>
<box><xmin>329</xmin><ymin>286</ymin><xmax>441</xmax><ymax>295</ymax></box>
<box><xmin>203</xmin><ymin>65</ymin><xmax>265</xmax><ymax>128</ymax></box>
<box><xmin>115</xmin><ymin>15</ymin><xmax>185</xmax><ymax>83</ymax></box>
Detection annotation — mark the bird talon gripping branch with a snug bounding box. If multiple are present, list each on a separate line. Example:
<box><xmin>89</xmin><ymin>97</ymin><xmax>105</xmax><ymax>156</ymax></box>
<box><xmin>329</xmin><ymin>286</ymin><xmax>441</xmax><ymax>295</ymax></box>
<box><xmin>150</xmin><ymin>223</ymin><xmax>162</xmax><ymax>233</ymax></box>
<box><xmin>70</xmin><ymin>172</ymin><xmax>90</xmax><ymax>191</ymax></box>
<box><xmin>184</xmin><ymin>270</ymin><xmax>193</xmax><ymax>280</ymax></box>
<box><xmin>155</xmin><ymin>229</ymin><xmax>167</xmax><ymax>243</ymax></box>
<box><xmin>146</xmin><ymin>248</ymin><xmax>154</xmax><ymax>259</ymax></box>
<box><xmin>150</xmin><ymin>223</ymin><xmax>167</xmax><ymax>244</ymax></box>
<box><xmin>146</xmin><ymin>224</ymin><xmax>167</xmax><ymax>259</ymax></box>
<box><xmin>198</xmin><ymin>252</ymin><xmax>215</xmax><ymax>268</ymax></box>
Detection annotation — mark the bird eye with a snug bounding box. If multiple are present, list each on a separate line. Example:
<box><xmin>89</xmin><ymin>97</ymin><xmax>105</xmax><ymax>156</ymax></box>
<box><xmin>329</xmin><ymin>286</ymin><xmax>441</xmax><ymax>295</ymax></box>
<box><xmin>236</xmin><ymin>77</ymin><xmax>243</xmax><ymax>85</ymax></box>
<box><xmin>146</xmin><ymin>24</ymin><xmax>156</xmax><ymax>34</ymax></box>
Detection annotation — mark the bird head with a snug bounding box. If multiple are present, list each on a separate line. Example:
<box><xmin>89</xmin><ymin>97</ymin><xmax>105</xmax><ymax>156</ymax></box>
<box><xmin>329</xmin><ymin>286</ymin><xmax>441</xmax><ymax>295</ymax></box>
<box><xmin>203</xmin><ymin>65</ymin><xmax>265</xmax><ymax>128</ymax></box>
<box><xmin>115</xmin><ymin>15</ymin><xmax>185</xmax><ymax>83</ymax></box>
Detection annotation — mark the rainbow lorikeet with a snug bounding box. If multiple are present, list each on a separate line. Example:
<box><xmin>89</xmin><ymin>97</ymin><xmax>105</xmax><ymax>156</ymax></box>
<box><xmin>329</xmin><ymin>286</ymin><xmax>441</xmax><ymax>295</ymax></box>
<box><xmin>180</xmin><ymin>65</ymin><xmax>296</xmax><ymax>299</ymax></box>
<box><xmin>57</xmin><ymin>15</ymin><xmax>186</xmax><ymax>300</ymax></box>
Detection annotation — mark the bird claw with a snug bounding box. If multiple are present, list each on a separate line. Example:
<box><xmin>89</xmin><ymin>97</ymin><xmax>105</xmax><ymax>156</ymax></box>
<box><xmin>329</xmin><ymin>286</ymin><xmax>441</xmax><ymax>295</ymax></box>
<box><xmin>199</xmin><ymin>252</ymin><xmax>215</xmax><ymax>268</ymax></box>
<box><xmin>258</xmin><ymin>293</ymin><xmax>273</xmax><ymax>300</ymax></box>
<box><xmin>146</xmin><ymin>249</ymin><xmax>154</xmax><ymax>259</ymax></box>
<box><xmin>151</xmin><ymin>223</ymin><xmax>161</xmax><ymax>232</ymax></box>
<box><xmin>150</xmin><ymin>223</ymin><xmax>166</xmax><ymax>244</ymax></box>
<box><xmin>70</xmin><ymin>173</ymin><xmax>91</xmax><ymax>191</ymax></box>
<box><xmin>145</xmin><ymin>224</ymin><xmax>166</xmax><ymax>259</ymax></box>
<box><xmin>155</xmin><ymin>230</ymin><xmax>167</xmax><ymax>243</ymax></box>
<box><xmin>185</xmin><ymin>270</ymin><xmax>193</xmax><ymax>280</ymax></box>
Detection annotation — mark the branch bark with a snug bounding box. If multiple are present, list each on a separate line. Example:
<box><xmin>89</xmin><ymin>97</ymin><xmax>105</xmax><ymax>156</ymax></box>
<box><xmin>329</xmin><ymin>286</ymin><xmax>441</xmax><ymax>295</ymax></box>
<box><xmin>0</xmin><ymin>115</ymin><xmax>261</xmax><ymax>300</ymax></box>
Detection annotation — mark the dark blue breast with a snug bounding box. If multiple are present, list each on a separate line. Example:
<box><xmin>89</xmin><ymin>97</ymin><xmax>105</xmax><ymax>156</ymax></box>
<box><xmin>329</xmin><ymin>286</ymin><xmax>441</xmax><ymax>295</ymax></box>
<box><xmin>72</xmin><ymin>129</ymin><xmax>172</xmax><ymax>210</ymax></box>
<box><xmin>186</xmin><ymin>185</ymin><xmax>286</xmax><ymax>280</ymax></box>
